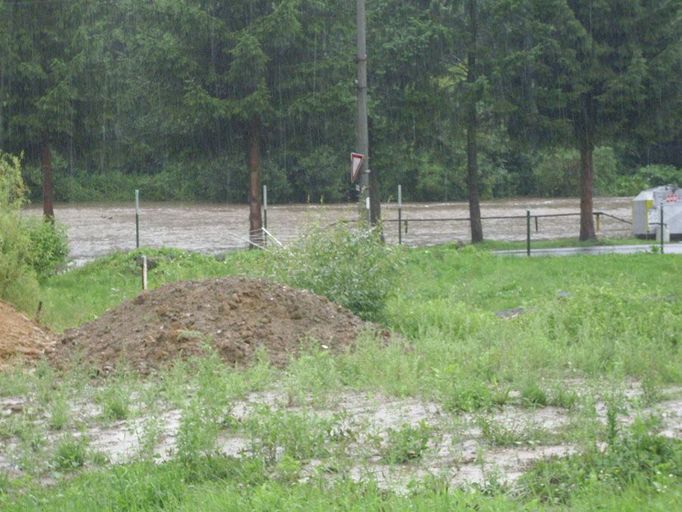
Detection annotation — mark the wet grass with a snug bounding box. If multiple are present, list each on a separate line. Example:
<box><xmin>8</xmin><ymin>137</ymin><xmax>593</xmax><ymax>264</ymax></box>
<box><xmin>1</xmin><ymin>243</ymin><xmax>680</xmax><ymax>509</ymax></box>
<box><xmin>39</xmin><ymin>248</ymin><xmax>263</xmax><ymax>332</ymax></box>
<box><xmin>478</xmin><ymin>236</ymin><xmax>652</xmax><ymax>251</ymax></box>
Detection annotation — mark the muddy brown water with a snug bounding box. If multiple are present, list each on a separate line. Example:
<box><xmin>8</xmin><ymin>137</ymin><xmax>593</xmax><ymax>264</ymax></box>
<box><xmin>23</xmin><ymin>197</ymin><xmax>632</xmax><ymax>264</ymax></box>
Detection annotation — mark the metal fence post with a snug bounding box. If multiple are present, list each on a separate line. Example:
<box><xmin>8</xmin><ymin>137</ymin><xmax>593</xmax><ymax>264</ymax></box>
<box><xmin>398</xmin><ymin>184</ymin><xmax>402</xmax><ymax>245</ymax></box>
<box><xmin>658</xmin><ymin>203</ymin><xmax>665</xmax><ymax>254</ymax></box>
<box><xmin>526</xmin><ymin>209</ymin><xmax>531</xmax><ymax>257</ymax></box>
<box><xmin>135</xmin><ymin>189</ymin><xmax>140</xmax><ymax>249</ymax></box>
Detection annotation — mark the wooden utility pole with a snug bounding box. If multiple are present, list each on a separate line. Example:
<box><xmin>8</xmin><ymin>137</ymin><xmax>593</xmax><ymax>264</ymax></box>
<box><xmin>356</xmin><ymin>0</ymin><xmax>380</xmax><ymax>225</ymax></box>
<box><xmin>466</xmin><ymin>0</ymin><xmax>483</xmax><ymax>243</ymax></box>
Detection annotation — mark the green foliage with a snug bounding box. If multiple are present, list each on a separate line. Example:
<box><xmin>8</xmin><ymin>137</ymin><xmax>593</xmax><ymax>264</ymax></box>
<box><xmin>244</xmin><ymin>407</ymin><xmax>336</xmax><ymax>464</ymax></box>
<box><xmin>284</xmin><ymin>344</ymin><xmax>342</xmax><ymax>405</ymax></box>
<box><xmin>634</xmin><ymin>165</ymin><xmax>681</xmax><ymax>187</ymax></box>
<box><xmin>382</xmin><ymin>421</ymin><xmax>432</xmax><ymax>464</ymax></box>
<box><xmin>96</xmin><ymin>378</ymin><xmax>132</xmax><ymax>422</ymax></box>
<box><xmin>267</xmin><ymin>225</ymin><xmax>402</xmax><ymax>320</ymax></box>
<box><xmin>48</xmin><ymin>394</ymin><xmax>70</xmax><ymax>431</ymax></box>
<box><xmin>520</xmin><ymin>381</ymin><xmax>548</xmax><ymax>407</ymax></box>
<box><xmin>0</xmin><ymin>152</ymin><xmax>68</xmax><ymax>311</ymax></box>
<box><xmin>0</xmin><ymin>0</ymin><xmax>679</xmax><ymax>207</ymax></box>
<box><xmin>521</xmin><ymin>424</ymin><xmax>682</xmax><ymax>505</ymax></box>
<box><xmin>0</xmin><ymin>153</ymin><xmax>26</xmax><ymax>210</ymax></box>
<box><xmin>175</xmin><ymin>396</ymin><xmax>221</xmax><ymax>465</ymax></box>
<box><xmin>53</xmin><ymin>435</ymin><xmax>89</xmax><ymax>471</ymax></box>
<box><xmin>613</xmin><ymin>164</ymin><xmax>682</xmax><ymax>196</ymax></box>
<box><xmin>533</xmin><ymin>146</ymin><xmax>620</xmax><ymax>197</ymax></box>
<box><xmin>24</xmin><ymin>218</ymin><xmax>68</xmax><ymax>278</ymax></box>
<box><xmin>0</xmin><ymin>211</ymin><xmax>40</xmax><ymax>311</ymax></box>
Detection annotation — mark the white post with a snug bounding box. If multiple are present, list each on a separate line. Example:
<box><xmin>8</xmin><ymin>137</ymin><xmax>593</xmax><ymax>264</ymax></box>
<box><xmin>141</xmin><ymin>255</ymin><xmax>148</xmax><ymax>291</ymax></box>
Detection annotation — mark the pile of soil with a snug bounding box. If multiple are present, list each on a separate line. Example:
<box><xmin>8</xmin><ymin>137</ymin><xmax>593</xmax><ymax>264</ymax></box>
<box><xmin>55</xmin><ymin>277</ymin><xmax>371</xmax><ymax>373</ymax></box>
<box><xmin>0</xmin><ymin>301</ymin><xmax>54</xmax><ymax>369</ymax></box>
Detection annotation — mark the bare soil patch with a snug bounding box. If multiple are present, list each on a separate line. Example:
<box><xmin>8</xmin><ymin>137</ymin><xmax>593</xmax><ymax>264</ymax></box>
<box><xmin>0</xmin><ymin>301</ymin><xmax>54</xmax><ymax>369</ymax></box>
<box><xmin>53</xmin><ymin>277</ymin><xmax>370</xmax><ymax>373</ymax></box>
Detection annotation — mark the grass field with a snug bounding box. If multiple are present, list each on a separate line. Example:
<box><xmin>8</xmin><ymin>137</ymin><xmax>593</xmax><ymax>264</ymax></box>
<box><xmin>1</xmin><ymin>241</ymin><xmax>681</xmax><ymax>510</ymax></box>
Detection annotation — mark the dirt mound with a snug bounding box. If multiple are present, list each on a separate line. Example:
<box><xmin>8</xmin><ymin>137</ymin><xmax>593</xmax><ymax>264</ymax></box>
<box><xmin>0</xmin><ymin>301</ymin><xmax>54</xmax><ymax>369</ymax></box>
<box><xmin>55</xmin><ymin>277</ymin><xmax>371</xmax><ymax>373</ymax></box>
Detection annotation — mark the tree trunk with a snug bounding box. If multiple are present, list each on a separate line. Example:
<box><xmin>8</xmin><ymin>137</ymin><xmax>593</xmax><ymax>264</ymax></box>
<box><xmin>248</xmin><ymin>116</ymin><xmax>263</xmax><ymax>248</ymax></box>
<box><xmin>41</xmin><ymin>140</ymin><xmax>54</xmax><ymax>221</ymax></box>
<box><xmin>466</xmin><ymin>0</ymin><xmax>483</xmax><ymax>243</ymax></box>
<box><xmin>579</xmin><ymin>142</ymin><xmax>596</xmax><ymax>240</ymax></box>
<box><xmin>576</xmin><ymin>93</ymin><xmax>596</xmax><ymax>241</ymax></box>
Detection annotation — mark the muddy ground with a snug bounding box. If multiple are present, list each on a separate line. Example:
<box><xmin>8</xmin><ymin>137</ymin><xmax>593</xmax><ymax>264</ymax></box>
<box><xmin>1</xmin><ymin>382</ymin><xmax>680</xmax><ymax>493</ymax></box>
<box><xmin>24</xmin><ymin>197</ymin><xmax>633</xmax><ymax>264</ymax></box>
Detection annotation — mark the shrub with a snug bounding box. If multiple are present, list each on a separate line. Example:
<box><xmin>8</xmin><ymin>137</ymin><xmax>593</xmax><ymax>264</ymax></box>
<box><xmin>0</xmin><ymin>152</ymin><xmax>26</xmax><ymax>209</ymax></box>
<box><xmin>266</xmin><ymin>224</ymin><xmax>402</xmax><ymax>320</ymax></box>
<box><xmin>0</xmin><ymin>216</ymin><xmax>39</xmax><ymax>311</ymax></box>
<box><xmin>24</xmin><ymin>217</ymin><xmax>69</xmax><ymax>278</ymax></box>
<box><xmin>0</xmin><ymin>151</ymin><xmax>68</xmax><ymax>312</ymax></box>
<box><xmin>0</xmin><ymin>209</ymin><xmax>39</xmax><ymax>311</ymax></box>
<box><xmin>635</xmin><ymin>164</ymin><xmax>681</xmax><ymax>187</ymax></box>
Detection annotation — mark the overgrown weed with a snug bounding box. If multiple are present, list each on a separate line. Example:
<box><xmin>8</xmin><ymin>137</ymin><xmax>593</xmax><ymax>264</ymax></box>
<box><xmin>382</xmin><ymin>421</ymin><xmax>432</xmax><ymax>464</ymax></box>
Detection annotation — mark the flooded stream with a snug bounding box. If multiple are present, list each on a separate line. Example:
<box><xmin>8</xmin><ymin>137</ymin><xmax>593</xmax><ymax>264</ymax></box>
<box><xmin>24</xmin><ymin>197</ymin><xmax>633</xmax><ymax>264</ymax></box>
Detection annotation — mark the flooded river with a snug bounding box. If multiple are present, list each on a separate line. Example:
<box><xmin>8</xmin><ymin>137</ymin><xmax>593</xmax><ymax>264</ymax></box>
<box><xmin>23</xmin><ymin>197</ymin><xmax>633</xmax><ymax>264</ymax></box>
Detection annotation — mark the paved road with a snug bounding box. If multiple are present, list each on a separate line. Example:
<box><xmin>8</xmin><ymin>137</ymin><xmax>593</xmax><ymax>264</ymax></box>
<box><xmin>494</xmin><ymin>243</ymin><xmax>682</xmax><ymax>257</ymax></box>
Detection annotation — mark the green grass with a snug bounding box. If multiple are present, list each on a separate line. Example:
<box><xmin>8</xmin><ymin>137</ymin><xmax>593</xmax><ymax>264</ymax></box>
<box><xmin>1</xmin><ymin>241</ymin><xmax>680</xmax><ymax>510</ymax></box>
<box><xmin>1</xmin><ymin>447</ymin><xmax>680</xmax><ymax>511</ymax></box>
<box><xmin>39</xmin><ymin>248</ymin><xmax>263</xmax><ymax>331</ymax></box>
<box><xmin>478</xmin><ymin>236</ymin><xmax>652</xmax><ymax>251</ymax></box>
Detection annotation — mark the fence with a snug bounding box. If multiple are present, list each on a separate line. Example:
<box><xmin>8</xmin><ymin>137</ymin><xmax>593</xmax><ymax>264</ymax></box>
<box><xmin>381</xmin><ymin>209</ymin><xmax>634</xmax><ymax>253</ymax></box>
<box><xmin>55</xmin><ymin>188</ymin><xmax>651</xmax><ymax>266</ymax></box>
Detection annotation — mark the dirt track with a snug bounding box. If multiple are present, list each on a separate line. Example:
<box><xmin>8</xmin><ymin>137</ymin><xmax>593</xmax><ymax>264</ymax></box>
<box><xmin>23</xmin><ymin>197</ymin><xmax>633</xmax><ymax>264</ymax></box>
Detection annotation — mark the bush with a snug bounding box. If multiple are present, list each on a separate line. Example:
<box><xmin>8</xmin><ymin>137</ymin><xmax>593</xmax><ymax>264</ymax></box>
<box><xmin>0</xmin><ymin>153</ymin><xmax>38</xmax><ymax>309</ymax></box>
<box><xmin>0</xmin><ymin>152</ymin><xmax>26</xmax><ymax>209</ymax></box>
<box><xmin>0</xmin><ymin>151</ymin><xmax>68</xmax><ymax>312</ymax></box>
<box><xmin>266</xmin><ymin>224</ymin><xmax>402</xmax><ymax>320</ymax></box>
<box><xmin>635</xmin><ymin>164</ymin><xmax>681</xmax><ymax>187</ymax></box>
<box><xmin>0</xmin><ymin>212</ymin><xmax>40</xmax><ymax>311</ymax></box>
<box><xmin>24</xmin><ymin>218</ymin><xmax>69</xmax><ymax>278</ymax></box>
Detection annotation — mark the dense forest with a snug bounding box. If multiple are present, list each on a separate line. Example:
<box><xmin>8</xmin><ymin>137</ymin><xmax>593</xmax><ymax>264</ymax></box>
<box><xmin>1</xmin><ymin>0</ymin><xmax>680</xmax><ymax>210</ymax></box>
